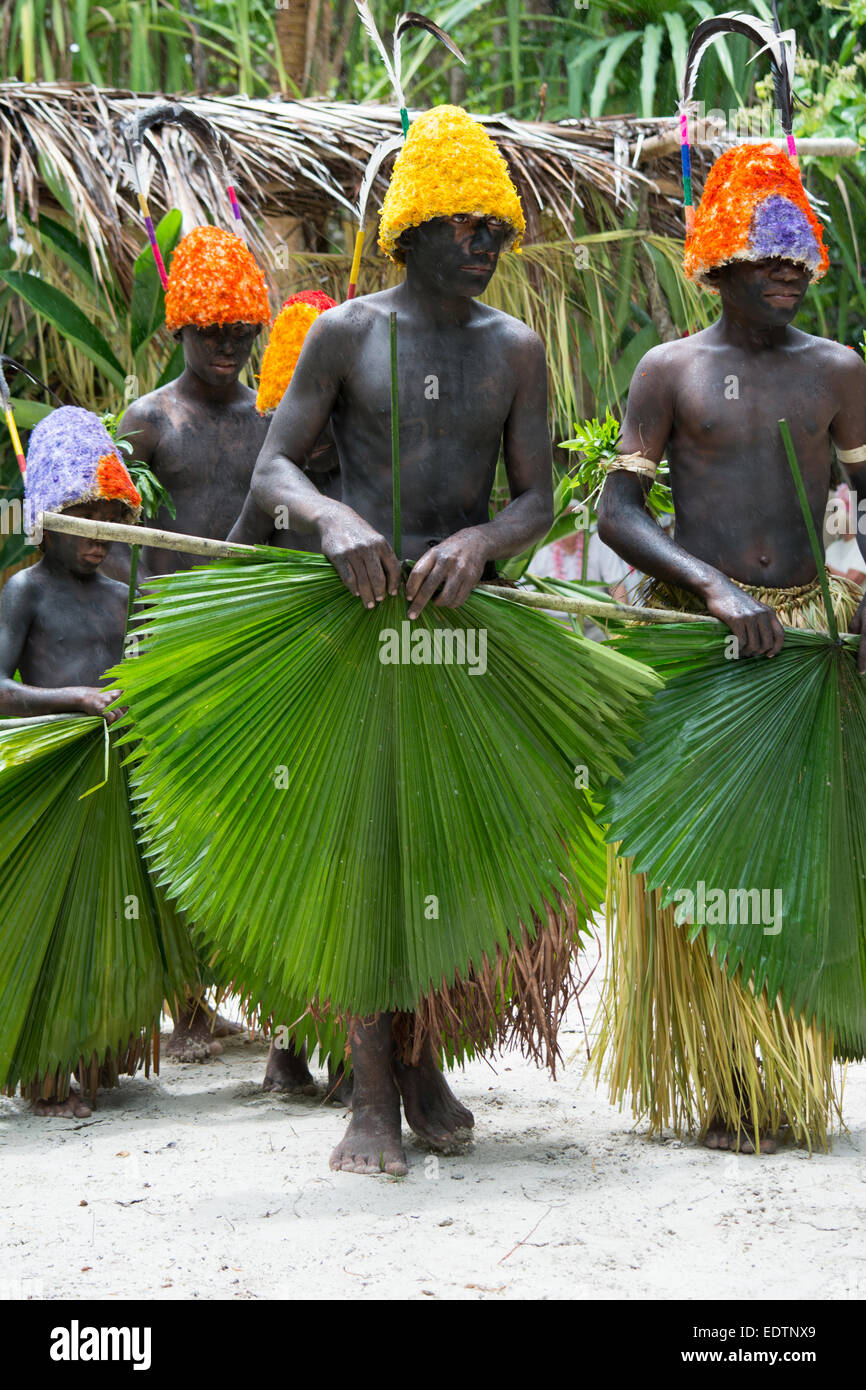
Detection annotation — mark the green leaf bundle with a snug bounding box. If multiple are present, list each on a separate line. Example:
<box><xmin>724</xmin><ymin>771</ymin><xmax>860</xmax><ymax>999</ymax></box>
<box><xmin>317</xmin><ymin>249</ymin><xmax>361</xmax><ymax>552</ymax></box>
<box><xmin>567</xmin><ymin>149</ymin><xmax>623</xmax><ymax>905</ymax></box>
<box><xmin>112</xmin><ymin>553</ymin><xmax>657</xmax><ymax>1051</ymax></box>
<box><xmin>0</xmin><ymin>715</ymin><xmax>196</xmax><ymax>1099</ymax></box>
<box><xmin>603</xmin><ymin>625</ymin><xmax>866</xmax><ymax>1060</ymax></box>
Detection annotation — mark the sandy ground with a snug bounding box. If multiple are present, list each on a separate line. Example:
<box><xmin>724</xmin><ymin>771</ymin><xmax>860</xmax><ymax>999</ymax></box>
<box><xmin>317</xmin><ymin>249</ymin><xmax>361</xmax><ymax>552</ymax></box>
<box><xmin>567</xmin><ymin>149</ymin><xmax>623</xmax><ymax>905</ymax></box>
<box><xmin>2</xmin><ymin>959</ymin><xmax>866</xmax><ymax>1303</ymax></box>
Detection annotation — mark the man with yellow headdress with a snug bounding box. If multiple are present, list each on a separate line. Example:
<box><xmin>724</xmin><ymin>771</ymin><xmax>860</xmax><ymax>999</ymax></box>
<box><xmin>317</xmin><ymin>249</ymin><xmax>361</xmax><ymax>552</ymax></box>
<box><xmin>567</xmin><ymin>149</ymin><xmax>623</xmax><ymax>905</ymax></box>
<box><xmin>595</xmin><ymin>140</ymin><xmax>866</xmax><ymax>1152</ymax></box>
<box><xmin>247</xmin><ymin>105</ymin><xmax>556</xmax><ymax>1175</ymax></box>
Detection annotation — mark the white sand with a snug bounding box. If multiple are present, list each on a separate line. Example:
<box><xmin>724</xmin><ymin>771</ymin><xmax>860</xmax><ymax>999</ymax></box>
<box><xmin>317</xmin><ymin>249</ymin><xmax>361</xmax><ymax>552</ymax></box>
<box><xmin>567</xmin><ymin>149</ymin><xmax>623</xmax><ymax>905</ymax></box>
<box><xmin>3</xmin><ymin>969</ymin><xmax>865</xmax><ymax>1302</ymax></box>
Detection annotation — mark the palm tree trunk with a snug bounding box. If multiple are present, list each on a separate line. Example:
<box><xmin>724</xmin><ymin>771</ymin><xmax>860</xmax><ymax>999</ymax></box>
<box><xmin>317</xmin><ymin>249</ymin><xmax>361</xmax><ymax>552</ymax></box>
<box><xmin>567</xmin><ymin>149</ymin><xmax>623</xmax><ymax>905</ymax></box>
<box><xmin>276</xmin><ymin>0</ymin><xmax>310</xmax><ymax>94</ymax></box>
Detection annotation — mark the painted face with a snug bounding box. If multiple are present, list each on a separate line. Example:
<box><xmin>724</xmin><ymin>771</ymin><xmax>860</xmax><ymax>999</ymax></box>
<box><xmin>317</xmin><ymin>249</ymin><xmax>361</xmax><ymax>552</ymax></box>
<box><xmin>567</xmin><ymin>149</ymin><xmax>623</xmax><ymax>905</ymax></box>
<box><xmin>714</xmin><ymin>257</ymin><xmax>810</xmax><ymax>326</ymax></box>
<box><xmin>178</xmin><ymin>322</ymin><xmax>262</xmax><ymax>386</ymax></box>
<box><xmin>401</xmin><ymin>214</ymin><xmax>509</xmax><ymax>296</ymax></box>
<box><xmin>45</xmin><ymin>499</ymin><xmax>126</xmax><ymax>577</ymax></box>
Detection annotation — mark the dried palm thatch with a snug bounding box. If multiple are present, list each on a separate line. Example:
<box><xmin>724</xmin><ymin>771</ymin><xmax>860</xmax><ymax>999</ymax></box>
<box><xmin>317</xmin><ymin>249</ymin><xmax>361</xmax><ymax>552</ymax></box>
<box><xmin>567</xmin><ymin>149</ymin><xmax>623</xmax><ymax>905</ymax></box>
<box><xmin>0</xmin><ymin>82</ymin><xmax>708</xmax><ymax>291</ymax></box>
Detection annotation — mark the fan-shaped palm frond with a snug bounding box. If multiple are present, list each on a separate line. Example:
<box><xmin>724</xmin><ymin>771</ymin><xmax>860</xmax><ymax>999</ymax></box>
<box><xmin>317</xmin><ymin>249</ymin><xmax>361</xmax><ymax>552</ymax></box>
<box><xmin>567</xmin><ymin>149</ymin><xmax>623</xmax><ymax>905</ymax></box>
<box><xmin>0</xmin><ymin>715</ymin><xmax>196</xmax><ymax>1099</ymax></box>
<box><xmin>603</xmin><ymin>624</ymin><xmax>866</xmax><ymax>1059</ymax></box>
<box><xmin>110</xmin><ymin>552</ymin><xmax>657</xmax><ymax>1055</ymax></box>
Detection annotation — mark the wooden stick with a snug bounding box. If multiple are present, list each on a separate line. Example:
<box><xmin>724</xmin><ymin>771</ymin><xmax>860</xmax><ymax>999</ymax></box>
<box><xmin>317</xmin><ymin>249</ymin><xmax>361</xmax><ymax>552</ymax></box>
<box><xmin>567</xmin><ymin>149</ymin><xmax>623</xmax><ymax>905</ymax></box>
<box><xmin>39</xmin><ymin>511</ymin><xmax>719</xmax><ymax>625</ymax></box>
<box><xmin>478</xmin><ymin>583</ymin><xmax>719</xmax><ymax>626</ymax></box>
<box><xmin>41</xmin><ymin>511</ymin><xmax>257</xmax><ymax>559</ymax></box>
<box><xmin>636</xmin><ymin>131</ymin><xmax>861</xmax><ymax>163</ymax></box>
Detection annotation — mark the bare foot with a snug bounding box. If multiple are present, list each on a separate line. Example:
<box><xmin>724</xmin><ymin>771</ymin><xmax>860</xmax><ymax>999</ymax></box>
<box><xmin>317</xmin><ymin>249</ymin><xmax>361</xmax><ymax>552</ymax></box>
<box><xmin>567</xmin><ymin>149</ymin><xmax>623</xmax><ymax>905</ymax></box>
<box><xmin>703</xmin><ymin>1119</ymin><xmax>777</xmax><ymax>1154</ymax></box>
<box><xmin>395</xmin><ymin>1039</ymin><xmax>474</xmax><ymax>1149</ymax></box>
<box><xmin>33</xmin><ymin>1089</ymin><xmax>92</xmax><ymax>1119</ymax></box>
<box><xmin>328</xmin><ymin>1014</ymin><xmax>407</xmax><ymax>1176</ymax></box>
<box><xmin>329</xmin><ymin>1105</ymin><xmax>408</xmax><ymax>1176</ymax></box>
<box><xmin>325</xmin><ymin>1060</ymin><xmax>354</xmax><ymax>1106</ymax></box>
<box><xmin>165</xmin><ymin>996</ymin><xmax>239</xmax><ymax>1062</ymax></box>
<box><xmin>262</xmin><ymin>1039</ymin><xmax>318</xmax><ymax>1095</ymax></box>
<box><xmin>165</xmin><ymin>1030</ymin><xmax>212</xmax><ymax>1064</ymax></box>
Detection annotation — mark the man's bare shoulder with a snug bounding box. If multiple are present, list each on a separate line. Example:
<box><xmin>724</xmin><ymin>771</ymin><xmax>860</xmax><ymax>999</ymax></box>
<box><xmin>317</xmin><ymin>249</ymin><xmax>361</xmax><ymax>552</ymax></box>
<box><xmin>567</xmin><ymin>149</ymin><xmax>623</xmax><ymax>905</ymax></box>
<box><xmin>807</xmin><ymin>333</ymin><xmax>866</xmax><ymax>376</ymax></box>
<box><xmin>296</xmin><ymin>294</ymin><xmax>388</xmax><ymax>367</ymax></box>
<box><xmin>0</xmin><ymin>563</ymin><xmax>42</xmax><ymax>616</ymax></box>
<box><xmin>628</xmin><ymin>338</ymin><xmax>690</xmax><ymax>388</ymax></box>
<box><xmin>117</xmin><ymin>382</ymin><xmax>180</xmax><ymax>450</ymax></box>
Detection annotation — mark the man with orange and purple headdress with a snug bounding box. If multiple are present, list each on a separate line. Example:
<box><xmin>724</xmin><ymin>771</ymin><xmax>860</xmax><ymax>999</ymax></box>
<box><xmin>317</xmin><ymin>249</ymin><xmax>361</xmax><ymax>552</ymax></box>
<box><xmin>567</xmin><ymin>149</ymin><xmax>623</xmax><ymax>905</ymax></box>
<box><xmin>595</xmin><ymin>122</ymin><xmax>866</xmax><ymax>1152</ymax></box>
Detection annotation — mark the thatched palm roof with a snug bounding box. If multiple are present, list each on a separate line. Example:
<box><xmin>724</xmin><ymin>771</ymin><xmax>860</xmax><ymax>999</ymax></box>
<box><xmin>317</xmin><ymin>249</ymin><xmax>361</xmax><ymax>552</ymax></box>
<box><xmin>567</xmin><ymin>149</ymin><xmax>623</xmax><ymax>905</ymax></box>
<box><xmin>0</xmin><ymin>83</ymin><xmax>700</xmax><ymax>285</ymax></box>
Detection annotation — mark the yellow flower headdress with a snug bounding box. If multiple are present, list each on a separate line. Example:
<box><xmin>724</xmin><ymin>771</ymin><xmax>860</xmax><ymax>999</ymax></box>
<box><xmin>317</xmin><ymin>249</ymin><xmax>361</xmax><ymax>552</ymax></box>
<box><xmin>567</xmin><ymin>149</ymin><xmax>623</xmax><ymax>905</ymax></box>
<box><xmin>255</xmin><ymin>291</ymin><xmax>337</xmax><ymax>415</ymax></box>
<box><xmin>378</xmin><ymin>105</ymin><xmax>525</xmax><ymax>264</ymax></box>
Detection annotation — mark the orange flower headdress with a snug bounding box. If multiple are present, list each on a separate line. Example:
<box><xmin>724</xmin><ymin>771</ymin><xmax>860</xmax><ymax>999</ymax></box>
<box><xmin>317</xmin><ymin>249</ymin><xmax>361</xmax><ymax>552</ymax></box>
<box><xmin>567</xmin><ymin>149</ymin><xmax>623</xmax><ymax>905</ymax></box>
<box><xmin>255</xmin><ymin>291</ymin><xmax>338</xmax><ymax>414</ymax></box>
<box><xmin>122</xmin><ymin>102</ymin><xmax>270</xmax><ymax>329</ymax></box>
<box><xmin>164</xmin><ymin>226</ymin><xmax>270</xmax><ymax>331</ymax></box>
<box><xmin>678</xmin><ymin>11</ymin><xmax>827</xmax><ymax>291</ymax></box>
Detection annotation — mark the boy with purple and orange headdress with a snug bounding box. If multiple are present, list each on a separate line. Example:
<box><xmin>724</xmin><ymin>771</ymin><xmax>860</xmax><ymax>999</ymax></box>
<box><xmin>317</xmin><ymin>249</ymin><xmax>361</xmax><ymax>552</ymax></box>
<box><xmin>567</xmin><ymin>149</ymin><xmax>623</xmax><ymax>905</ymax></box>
<box><xmin>594</xmin><ymin>16</ymin><xmax>866</xmax><ymax>1156</ymax></box>
<box><xmin>0</xmin><ymin>407</ymin><xmax>194</xmax><ymax>1116</ymax></box>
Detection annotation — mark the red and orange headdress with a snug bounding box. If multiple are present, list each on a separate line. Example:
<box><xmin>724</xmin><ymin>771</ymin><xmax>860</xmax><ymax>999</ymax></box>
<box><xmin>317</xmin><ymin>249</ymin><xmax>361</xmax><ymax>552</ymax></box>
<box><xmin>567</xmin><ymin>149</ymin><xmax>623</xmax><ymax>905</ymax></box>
<box><xmin>255</xmin><ymin>291</ymin><xmax>338</xmax><ymax>414</ymax></box>
<box><xmin>684</xmin><ymin>142</ymin><xmax>828</xmax><ymax>288</ymax></box>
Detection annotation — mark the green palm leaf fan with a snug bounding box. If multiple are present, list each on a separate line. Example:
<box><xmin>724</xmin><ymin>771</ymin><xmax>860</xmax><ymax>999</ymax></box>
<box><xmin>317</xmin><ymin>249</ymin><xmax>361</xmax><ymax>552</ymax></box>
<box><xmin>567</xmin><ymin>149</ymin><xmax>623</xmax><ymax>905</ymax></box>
<box><xmin>112</xmin><ymin>553</ymin><xmax>657</xmax><ymax>1064</ymax></box>
<box><xmin>601</xmin><ymin>423</ymin><xmax>866</xmax><ymax>1060</ymax></box>
<box><xmin>0</xmin><ymin>716</ymin><xmax>197</xmax><ymax>1102</ymax></box>
<box><xmin>602</xmin><ymin>623</ymin><xmax>866</xmax><ymax>1058</ymax></box>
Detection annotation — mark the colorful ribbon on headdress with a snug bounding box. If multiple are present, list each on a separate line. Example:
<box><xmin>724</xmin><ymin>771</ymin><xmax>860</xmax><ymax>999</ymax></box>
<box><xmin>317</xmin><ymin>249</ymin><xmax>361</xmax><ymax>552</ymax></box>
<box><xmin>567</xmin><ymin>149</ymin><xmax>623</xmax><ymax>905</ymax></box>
<box><xmin>0</xmin><ymin>360</ymin><xmax>26</xmax><ymax>476</ymax></box>
<box><xmin>122</xmin><ymin>101</ymin><xmax>248</xmax><ymax>291</ymax></box>
<box><xmin>347</xmin><ymin>6</ymin><xmax>467</xmax><ymax>298</ymax></box>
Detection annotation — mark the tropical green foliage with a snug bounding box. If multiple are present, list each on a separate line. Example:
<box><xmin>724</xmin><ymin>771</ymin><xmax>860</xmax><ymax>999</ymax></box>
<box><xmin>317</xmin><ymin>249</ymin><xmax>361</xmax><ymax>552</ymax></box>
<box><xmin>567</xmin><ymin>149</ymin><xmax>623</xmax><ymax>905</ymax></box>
<box><xmin>603</xmin><ymin>624</ymin><xmax>866</xmax><ymax>1059</ymax></box>
<box><xmin>1</xmin><ymin>0</ymin><xmax>289</xmax><ymax>95</ymax></box>
<box><xmin>0</xmin><ymin>716</ymin><xmax>196</xmax><ymax>1096</ymax></box>
<box><xmin>110</xmin><ymin>552</ymin><xmax>657</xmax><ymax>1031</ymax></box>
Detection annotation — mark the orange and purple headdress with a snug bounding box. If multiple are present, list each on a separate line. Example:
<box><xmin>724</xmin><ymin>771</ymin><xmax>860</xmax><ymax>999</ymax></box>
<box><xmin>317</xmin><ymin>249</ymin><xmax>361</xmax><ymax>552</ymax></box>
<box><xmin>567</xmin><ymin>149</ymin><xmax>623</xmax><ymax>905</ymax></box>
<box><xmin>255</xmin><ymin>291</ymin><xmax>337</xmax><ymax>414</ymax></box>
<box><xmin>25</xmin><ymin>407</ymin><xmax>141</xmax><ymax>523</ymax></box>
<box><xmin>678</xmin><ymin>13</ymin><xmax>827</xmax><ymax>290</ymax></box>
<box><xmin>684</xmin><ymin>142</ymin><xmax>828</xmax><ymax>289</ymax></box>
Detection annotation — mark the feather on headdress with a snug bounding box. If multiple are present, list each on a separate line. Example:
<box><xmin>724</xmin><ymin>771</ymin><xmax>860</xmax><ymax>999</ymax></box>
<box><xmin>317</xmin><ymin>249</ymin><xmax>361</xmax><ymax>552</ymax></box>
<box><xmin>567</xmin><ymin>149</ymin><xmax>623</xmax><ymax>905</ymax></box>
<box><xmin>679</xmin><ymin>8</ymin><xmax>826</xmax><ymax>288</ymax></box>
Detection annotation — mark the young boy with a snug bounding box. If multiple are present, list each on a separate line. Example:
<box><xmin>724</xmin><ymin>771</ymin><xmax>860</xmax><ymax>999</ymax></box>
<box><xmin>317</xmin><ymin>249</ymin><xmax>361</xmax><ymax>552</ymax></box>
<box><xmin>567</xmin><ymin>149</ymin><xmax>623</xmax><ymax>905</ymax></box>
<box><xmin>103</xmin><ymin>225</ymin><xmax>272</xmax><ymax>1059</ymax></box>
<box><xmin>247</xmin><ymin>106</ymin><xmax>555</xmax><ymax>1175</ymax></box>
<box><xmin>0</xmin><ymin>407</ymin><xmax>145</xmax><ymax>1116</ymax></box>
<box><xmin>596</xmin><ymin>142</ymin><xmax>866</xmax><ymax>1152</ymax></box>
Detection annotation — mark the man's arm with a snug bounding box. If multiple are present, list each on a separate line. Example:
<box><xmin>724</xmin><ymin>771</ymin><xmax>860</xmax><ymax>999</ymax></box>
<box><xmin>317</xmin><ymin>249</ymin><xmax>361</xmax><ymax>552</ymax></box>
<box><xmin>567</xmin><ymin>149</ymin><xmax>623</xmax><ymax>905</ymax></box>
<box><xmin>597</xmin><ymin>346</ymin><xmax>784</xmax><ymax>657</ymax></box>
<box><xmin>251</xmin><ymin>310</ymin><xmax>401</xmax><ymax>608</ymax></box>
<box><xmin>0</xmin><ymin>575</ymin><xmax>118</xmax><ymax>719</ymax></box>
<box><xmin>831</xmin><ymin>348</ymin><xmax>866</xmax><ymax>671</ymax></box>
<box><xmin>405</xmin><ymin>328</ymin><xmax>554</xmax><ymax>617</ymax></box>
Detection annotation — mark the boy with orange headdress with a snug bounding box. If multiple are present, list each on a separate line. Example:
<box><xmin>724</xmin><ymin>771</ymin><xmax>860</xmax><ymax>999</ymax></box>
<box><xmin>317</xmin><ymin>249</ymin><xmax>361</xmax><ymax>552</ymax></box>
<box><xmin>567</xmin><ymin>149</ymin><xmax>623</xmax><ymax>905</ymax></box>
<box><xmin>103</xmin><ymin>224</ymin><xmax>271</xmax><ymax>1059</ymax></box>
<box><xmin>104</xmin><ymin>225</ymin><xmax>271</xmax><ymax>588</ymax></box>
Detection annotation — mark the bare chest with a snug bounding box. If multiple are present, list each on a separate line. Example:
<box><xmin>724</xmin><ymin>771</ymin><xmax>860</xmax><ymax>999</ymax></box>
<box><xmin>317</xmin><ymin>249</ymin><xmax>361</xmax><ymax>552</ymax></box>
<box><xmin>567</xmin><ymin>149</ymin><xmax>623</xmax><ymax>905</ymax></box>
<box><xmin>673</xmin><ymin>352</ymin><xmax>836</xmax><ymax>457</ymax></box>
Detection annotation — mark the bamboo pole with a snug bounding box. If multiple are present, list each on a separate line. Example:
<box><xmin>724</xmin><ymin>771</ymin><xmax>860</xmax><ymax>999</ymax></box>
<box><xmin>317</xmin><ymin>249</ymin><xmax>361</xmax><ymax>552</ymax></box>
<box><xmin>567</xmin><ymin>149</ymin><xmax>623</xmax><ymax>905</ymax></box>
<box><xmin>478</xmin><ymin>583</ymin><xmax>719</xmax><ymax>626</ymax></box>
<box><xmin>41</xmin><ymin>511</ymin><xmax>257</xmax><ymax>560</ymax></box>
<box><xmin>636</xmin><ymin>131</ymin><xmax>861</xmax><ymax>163</ymax></box>
<box><xmin>39</xmin><ymin>511</ymin><xmax>719</xmax><ymax>626</ymax></box>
